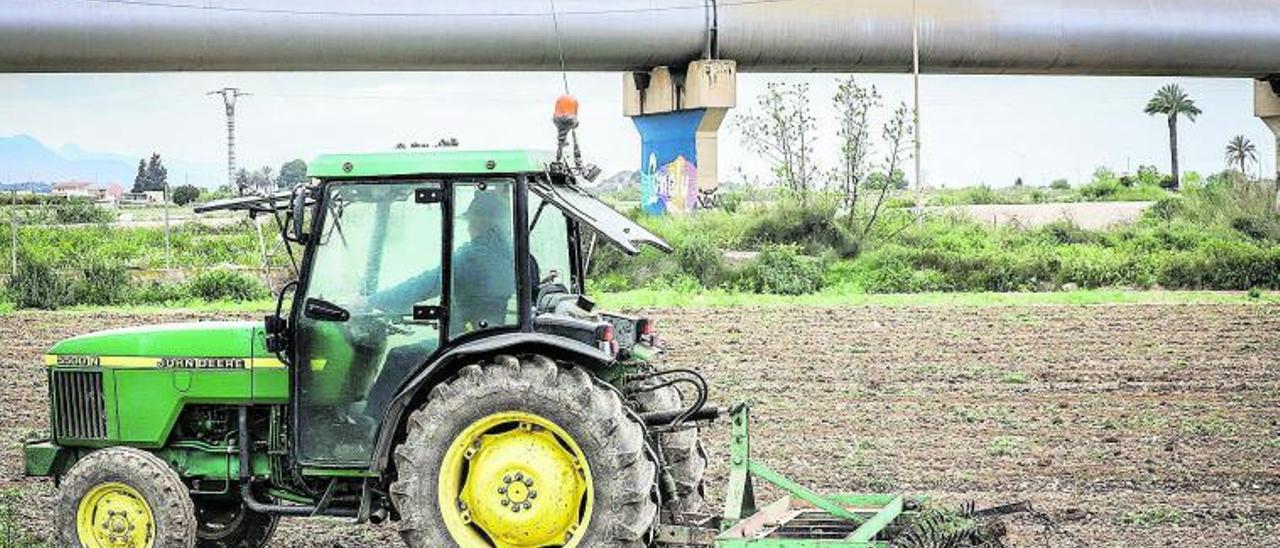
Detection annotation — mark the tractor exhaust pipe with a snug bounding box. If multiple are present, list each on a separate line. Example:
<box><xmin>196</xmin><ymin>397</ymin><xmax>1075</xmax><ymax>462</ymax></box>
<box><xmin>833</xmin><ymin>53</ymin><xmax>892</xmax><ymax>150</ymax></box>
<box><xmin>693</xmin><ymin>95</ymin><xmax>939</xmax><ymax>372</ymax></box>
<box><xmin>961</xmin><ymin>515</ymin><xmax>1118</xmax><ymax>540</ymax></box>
<box><xmin>237</xmin><ymin>407</ymin><xmax>358</xmax><ymax>518</ymax></box>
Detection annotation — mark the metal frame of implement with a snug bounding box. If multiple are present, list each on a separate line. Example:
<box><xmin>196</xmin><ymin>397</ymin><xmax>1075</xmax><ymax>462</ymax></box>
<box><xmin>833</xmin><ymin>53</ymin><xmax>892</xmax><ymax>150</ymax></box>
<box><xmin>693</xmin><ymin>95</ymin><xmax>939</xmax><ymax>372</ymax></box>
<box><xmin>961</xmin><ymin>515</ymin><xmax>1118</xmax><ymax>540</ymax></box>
<box><xmin>659</xmin><ymin>403</ymin><xmax>922</xmax><ymax>547</ymax></box>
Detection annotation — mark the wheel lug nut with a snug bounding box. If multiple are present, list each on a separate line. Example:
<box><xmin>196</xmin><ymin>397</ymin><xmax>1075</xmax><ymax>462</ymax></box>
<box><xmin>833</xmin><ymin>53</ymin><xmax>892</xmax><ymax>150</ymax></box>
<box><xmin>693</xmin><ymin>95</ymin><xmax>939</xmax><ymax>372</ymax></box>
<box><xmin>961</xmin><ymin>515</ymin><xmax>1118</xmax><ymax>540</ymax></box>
<box><xmin>503</xmin><ymin>475</ymin><xmax>512</xmax><ymax>484</ymax></box>
<box><xmin>529</xmin><ymin>490</ymin><xmax>537</xmax><ymax>499</ymax></box>
<box><xmin>523</xmin><ymin>501</ymin><xmax>532</xmax><ymax>509</ymax></box>
<box><xmin>512</xmin><ymin>505</ymin><xmax>521</xmax><ymax>513</ymax></box>
<box><xmin>514</xmin><ymin>472</ymin><xmax>523</xmax><ymax>481</ymax></box>
<box><xmin>498</xmin><ymin>486</ymin><xmax>507</xmax><ymax>494</ymax></box>
<box><xmin>501</xmin><ymin>499</ymin><xmax>509</xmax><ymax>506</ymax></box>
<box><xmin>523</xmin><ymin>477</ymin><xmax>534</xmax><ymax>486</ymax></box>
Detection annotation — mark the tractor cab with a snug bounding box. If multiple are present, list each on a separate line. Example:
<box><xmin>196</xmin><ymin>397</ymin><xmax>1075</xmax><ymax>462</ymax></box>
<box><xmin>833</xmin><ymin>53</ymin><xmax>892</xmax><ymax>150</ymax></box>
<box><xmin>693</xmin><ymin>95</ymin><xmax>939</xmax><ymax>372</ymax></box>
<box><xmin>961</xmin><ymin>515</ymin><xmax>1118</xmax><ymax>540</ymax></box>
<box><xmin>205</xmin><ymin>149</ymin><xmax>671</xmax><ymax>468</ymax></box>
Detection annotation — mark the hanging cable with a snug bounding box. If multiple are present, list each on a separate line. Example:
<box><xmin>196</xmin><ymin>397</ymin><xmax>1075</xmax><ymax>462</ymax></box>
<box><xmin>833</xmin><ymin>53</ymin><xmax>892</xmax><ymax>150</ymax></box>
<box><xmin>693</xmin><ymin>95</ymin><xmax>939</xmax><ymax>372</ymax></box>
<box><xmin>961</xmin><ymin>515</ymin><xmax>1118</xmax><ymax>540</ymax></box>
<box><xmin>548</xmin><ymin>0</ymin><xmax>571</xmax><ymax>95</ymax></box>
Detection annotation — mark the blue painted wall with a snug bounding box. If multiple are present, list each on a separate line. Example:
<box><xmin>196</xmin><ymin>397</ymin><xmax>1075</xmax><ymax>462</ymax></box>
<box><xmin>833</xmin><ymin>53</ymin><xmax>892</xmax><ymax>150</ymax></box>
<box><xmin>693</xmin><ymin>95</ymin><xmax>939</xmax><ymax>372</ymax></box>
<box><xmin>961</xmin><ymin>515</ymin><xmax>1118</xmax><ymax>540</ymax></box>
<box><xmin>632</xmin><ymin>109</ymin><xmax>706</xmax><ymax>215</ymax></box>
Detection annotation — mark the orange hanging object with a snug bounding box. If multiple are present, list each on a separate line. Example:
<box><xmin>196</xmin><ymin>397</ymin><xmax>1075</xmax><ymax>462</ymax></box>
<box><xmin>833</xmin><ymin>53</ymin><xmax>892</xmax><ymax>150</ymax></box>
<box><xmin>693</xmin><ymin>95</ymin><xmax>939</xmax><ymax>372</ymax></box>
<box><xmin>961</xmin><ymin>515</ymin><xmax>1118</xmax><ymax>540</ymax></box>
<box><xmin>553</xmin><ymin>94</ymin><xmax>580</xmax><ymax>130</ymax></box>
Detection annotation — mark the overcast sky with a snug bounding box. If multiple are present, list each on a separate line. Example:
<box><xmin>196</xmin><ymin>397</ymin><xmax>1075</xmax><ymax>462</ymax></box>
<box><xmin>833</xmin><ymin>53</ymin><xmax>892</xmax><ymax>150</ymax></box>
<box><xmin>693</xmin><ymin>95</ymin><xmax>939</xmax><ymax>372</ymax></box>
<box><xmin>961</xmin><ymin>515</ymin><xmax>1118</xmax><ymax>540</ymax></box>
<box><xmin>0</xmin><ymin>72</ymin><xmax>1273</xmax><ymax>188</ymax></box>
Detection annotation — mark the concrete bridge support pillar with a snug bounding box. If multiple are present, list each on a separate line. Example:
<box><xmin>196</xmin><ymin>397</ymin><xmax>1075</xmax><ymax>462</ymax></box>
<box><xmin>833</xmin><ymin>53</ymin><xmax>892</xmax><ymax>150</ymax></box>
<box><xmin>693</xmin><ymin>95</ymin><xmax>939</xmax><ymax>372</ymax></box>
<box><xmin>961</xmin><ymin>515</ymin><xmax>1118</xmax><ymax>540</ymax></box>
<box><xmin>1254</xmin><ymin>80</ymin><xmax>1280</xmax><ymax>210</ymax></box>
<box><xmin>624</xmin><ymin>60</ymin><xmax>736</xmax><ymax>215</ymax></box>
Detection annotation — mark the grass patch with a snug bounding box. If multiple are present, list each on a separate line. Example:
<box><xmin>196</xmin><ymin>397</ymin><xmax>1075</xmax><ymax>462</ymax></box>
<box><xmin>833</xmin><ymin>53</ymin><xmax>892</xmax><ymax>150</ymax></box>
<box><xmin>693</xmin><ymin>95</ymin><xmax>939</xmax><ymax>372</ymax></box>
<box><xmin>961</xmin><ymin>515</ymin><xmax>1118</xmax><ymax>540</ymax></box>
<box><xmin>1180</xmin><ymin>414</ymin><xmax>1240</xmax><ymax>437</ymax></box>
<box><xmin>1119</xmin><ymin>505</ymin><xmax>1184</xmax><ymax>527</ymax></box>
<box><xmin>0</xmin><ymin>489</ymin><xmax>50</xmax><ymax>547</ymax></box>
<box><xmin>985</xmin><ymin>435</ymin><xmax>1031</xmax><ymax>457</ymax></box>
<box><xmin>1001</xmin><ymin>371</ymin><xmax>1030</xmax><ymax>384</ymax></box>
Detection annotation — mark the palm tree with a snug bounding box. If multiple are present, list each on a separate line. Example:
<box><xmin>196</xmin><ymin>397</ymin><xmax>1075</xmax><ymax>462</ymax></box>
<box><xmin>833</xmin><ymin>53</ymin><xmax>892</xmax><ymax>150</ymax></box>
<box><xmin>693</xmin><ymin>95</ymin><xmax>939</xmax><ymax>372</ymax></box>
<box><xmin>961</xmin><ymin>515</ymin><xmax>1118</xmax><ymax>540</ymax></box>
<box><xmin>1225</xmin><ymin>135</ymin><xmax>1258</xmax><ymax>181</ymax></box>
<box><xmin>1144</xmin><ymin>84</ymin><xmax>1202</xmax><ymax>190</ymax></box>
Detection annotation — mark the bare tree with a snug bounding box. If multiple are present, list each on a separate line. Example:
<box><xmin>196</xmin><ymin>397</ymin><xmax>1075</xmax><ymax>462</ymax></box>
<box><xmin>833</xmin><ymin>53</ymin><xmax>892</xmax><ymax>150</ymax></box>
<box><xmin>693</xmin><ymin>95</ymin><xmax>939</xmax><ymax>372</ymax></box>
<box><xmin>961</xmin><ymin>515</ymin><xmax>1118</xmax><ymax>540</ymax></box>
<box><xmin>738</xmin><ymin>82</ymin><xmax>820</xmax><ymax>202</ymax></box>
<box><xmin>832</xmin><ymin>77</ymin><xmax>881</xmax><ymax>227</ymax></box>
<box><xmin>864</xmin><ymin>103</ymin><xmax>913</xmax><ymax>236</ymax></box>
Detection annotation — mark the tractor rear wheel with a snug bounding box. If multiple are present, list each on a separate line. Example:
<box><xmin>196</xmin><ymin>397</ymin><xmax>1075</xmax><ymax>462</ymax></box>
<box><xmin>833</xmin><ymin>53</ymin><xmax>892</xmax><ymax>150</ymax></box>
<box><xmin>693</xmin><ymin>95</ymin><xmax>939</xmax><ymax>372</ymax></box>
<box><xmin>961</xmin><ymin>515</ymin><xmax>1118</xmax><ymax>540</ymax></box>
<box><xmin>390</xmin><ymin>355</ymin><xmax>659</xmax><ymax>548</ymax></box>
<box><xmin>56</xmin><ymin>446</ymin><xmax>197</xmax><ymax>548</ymax></box>
<box><xmin>628</xmin><ymin>380</ymin><xmax>710</xmax><ymax>517</ymax></box>
<box><xmin>193</xmin><ymin>495</ymin><xmax>278</xmax><ymax>548</ymax></box>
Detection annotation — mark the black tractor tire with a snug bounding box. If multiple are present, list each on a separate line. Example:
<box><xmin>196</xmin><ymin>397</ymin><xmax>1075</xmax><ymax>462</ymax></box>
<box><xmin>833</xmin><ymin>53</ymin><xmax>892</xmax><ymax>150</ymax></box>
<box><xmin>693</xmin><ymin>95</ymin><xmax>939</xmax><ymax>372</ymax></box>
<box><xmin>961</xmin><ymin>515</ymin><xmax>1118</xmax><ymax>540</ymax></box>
<box><xmin>390</xmin><ymin>354</ymin><xmax>660</xmax><ymax>547</ymax></box>
<box><xmin>194</xmin><ymin>495</ymin><xmax>278</xmax><ymax>548</ymax></box>
<box><xmin>627</xmin><ymin>379</ymin><xmax>710</xmax><ymax>517</ymax></box>
<box><xmin>56</xmin><ymin>446</ymin><xmax>198</xmax><ymax>548</ymax></box>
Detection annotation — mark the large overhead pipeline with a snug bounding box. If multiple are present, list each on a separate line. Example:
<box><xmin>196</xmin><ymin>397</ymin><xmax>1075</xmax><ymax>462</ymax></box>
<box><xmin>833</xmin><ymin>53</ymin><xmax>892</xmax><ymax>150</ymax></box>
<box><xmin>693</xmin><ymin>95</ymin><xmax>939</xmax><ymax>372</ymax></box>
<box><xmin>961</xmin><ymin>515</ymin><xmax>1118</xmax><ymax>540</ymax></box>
<box><xmin>2</xmin><ymin>0</ymin><xmax>1280</xmax><ymax>77</ymax></box>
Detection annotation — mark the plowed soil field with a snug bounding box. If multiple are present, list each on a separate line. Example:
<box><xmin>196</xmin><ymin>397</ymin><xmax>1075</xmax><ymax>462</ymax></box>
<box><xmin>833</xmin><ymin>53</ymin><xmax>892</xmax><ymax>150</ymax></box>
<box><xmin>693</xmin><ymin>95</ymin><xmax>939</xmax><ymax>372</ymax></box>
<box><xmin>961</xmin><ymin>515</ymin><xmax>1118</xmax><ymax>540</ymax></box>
<box><xmin>3</xmin><ymin>303</ymin><xmax>1278</xmax><ymax>546</ymax></box>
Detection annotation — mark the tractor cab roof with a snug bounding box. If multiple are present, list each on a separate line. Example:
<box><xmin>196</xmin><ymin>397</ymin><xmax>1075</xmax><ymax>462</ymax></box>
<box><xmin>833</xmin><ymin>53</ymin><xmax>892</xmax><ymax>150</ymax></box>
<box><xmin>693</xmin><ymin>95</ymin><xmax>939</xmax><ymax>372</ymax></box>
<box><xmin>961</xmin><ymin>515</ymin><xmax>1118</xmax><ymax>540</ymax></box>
<box><xmin>308</xmin><ymin>149</ymin><xmax>555</xmax><ymax>178</ymax></box>
<box><xmin>198</xmin><ymin>148</ymin><xmax>670</xmax><ymax>255</ymax></box>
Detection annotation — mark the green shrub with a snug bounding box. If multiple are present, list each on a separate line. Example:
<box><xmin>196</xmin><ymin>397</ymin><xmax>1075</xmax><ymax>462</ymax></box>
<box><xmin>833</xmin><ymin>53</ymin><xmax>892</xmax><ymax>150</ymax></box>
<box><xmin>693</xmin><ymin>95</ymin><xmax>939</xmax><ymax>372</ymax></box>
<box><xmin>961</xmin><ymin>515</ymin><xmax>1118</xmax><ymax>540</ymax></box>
<box><xmin>825</xmin><ymin>250</ymin><xmax>949</xmax><ymax>293</ymax></box>
<box><xmin>187</xmin><ymin>269</ymin><xmax>268</xmax><ymax>301</ymax></box>
<box><xmin>883</xmin><ymin>196</ymin><xmax>917</xmax><ymax>209</ymax></box>
<box><xmin>744</xmin><ymin>199</ymin><xmax>860</xmax><ymax>257</ymax></box>
<box><xmin>1056</xmin><ymin>245</ymin><xmax>1153</xmax><ymax>289</ymax></box>
<box><xmin>957</xmin><ymin>185</ymin><xmax>999</xmax><ymax>205</ymax></box>
<box><xmin>718</xmin><ymin>191</ymin><xmax>745</xmax><ymax>214</ymax></box>
<box><xmin>134</xmin><ymin>281</ymin><xmax>190</xmax><ymax>304</ymax></box>
<box><xmin>170</xmin><ymin>184</ymin><xmax>202</xmax><ymax>206</ymax></box>
<box><xmin>1230</xmin><ymin>214</ymin><xmax>1279</xmax><ymax>241</ymax></box>
<box><xmin>7</xmin><ymin>257</ymin><xmax>68</xmax><ymax>309</ymax></box>
<box><xmin>737</xmin><ymin>245</ymin><xmax>824</xmax><ymax>295</ymax></box>
<box><xmin>1050</xmin><ymin>179</ymin><xmax>1072</xmax><ymax>191</ymax></box>
<box><xmin>54</xmin><ymin>200</ymin><xmax>117</xmax><ymax>224</ymax></box>
<box><xmin>74</xmin><ymin>261</ymin><xmax>132</xmax><ymax>306</ymax></box>
<box><xmin>1078</xmin><ymin>179</ymin><xmax>1119</xmax><ymax>200</ymax></box>
<box><xmin>674</xmin><ymin>235</ymin><xmax>723</xmax><ymax>286</ymax></box>
<box><xmin>1156</xmin><ymin>242</ymin><xmax>1280</xmax><ymax>290</ymax></box>
<box><xmin>1144</xmin><ymin>196</ymin><xmax>1187</xmax><ymax>222</ymax></box>
<box><xmin>1038</xmin><ymin>221</ymin><xmax>1100</xmax><ymax>245</ymax></box>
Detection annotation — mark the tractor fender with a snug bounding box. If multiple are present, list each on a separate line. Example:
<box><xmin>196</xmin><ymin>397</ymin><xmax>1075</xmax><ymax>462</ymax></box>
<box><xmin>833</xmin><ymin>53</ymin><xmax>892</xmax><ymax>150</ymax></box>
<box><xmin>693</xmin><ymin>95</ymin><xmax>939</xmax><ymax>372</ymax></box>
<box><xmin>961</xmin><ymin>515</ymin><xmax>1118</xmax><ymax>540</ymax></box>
<box><xmin>369</xmin><ymin>332</ymin><xmax>613</xmax><ymax>474</ymax></box>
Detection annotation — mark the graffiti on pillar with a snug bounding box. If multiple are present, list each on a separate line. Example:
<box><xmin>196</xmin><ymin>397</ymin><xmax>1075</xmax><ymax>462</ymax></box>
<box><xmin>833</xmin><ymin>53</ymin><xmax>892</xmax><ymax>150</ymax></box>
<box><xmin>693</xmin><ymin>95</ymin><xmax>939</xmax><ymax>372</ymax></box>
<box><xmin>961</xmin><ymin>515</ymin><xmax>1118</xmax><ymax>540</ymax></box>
<box><xmin>634</xmin><ymin>110</ymin><xmax>705</xmax><ymax>216</ymax></box>
<box><xmin>641</xmin><ymin>152</ymin><xmax>698</xmax><ymax>216</ymax></box>
<box><xmin>696</xmin><ymin>188</ymin><xmax>720</xmax><ymax>210</ymax></box>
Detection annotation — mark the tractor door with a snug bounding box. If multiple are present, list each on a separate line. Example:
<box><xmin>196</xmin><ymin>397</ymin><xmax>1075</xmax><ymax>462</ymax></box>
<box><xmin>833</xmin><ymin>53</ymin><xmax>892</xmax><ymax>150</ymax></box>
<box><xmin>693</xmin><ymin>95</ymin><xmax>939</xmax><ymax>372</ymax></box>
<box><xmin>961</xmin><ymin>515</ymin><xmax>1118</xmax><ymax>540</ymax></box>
<box><xmin>292</xmin><ymin>181</ymin><xmax>446</xmax><ymax>465</ymax></box>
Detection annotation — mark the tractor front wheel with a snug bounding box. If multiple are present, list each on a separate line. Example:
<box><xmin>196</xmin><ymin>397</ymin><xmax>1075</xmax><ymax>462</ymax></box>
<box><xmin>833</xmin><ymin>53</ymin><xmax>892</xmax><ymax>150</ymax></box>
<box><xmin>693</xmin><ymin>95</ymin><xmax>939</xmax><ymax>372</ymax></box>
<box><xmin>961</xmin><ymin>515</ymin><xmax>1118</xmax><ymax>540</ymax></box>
<box><xmin>390</xmin><ymin>355</ymin><xmax>659</xmax><ymax>548</ymax></box>
<box><xmin>56</xmin><ymin>446</ymin><xmax>197</xmax><ymax>548</ymax></box>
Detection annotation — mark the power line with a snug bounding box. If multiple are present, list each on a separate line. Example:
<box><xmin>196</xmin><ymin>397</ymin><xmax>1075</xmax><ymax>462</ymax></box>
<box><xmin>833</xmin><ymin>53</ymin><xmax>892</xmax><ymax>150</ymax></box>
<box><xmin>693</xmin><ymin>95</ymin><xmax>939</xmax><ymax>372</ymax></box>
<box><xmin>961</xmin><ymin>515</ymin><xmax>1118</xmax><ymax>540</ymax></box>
<box><xmin>77</xmin><ymin>0</ymin><xmax>805</xmax><ymax>18</ymax></box>
<box><xmin>548</xmin><ymin>0</ymin><xmax>570</xmax><ymax>94</ymax></box>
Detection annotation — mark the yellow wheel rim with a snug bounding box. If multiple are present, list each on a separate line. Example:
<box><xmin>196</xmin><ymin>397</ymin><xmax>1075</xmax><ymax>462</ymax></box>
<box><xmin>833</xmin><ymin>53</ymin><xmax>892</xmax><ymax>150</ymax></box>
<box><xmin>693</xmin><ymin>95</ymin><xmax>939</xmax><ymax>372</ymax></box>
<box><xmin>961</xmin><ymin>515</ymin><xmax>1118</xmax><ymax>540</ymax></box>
<box><xmin>439</xmin><ymin>411</ymin><xmax>593</xmax><ymax>548</ymax></box>
<box><xmin>76</xmin><ymin>482</ymin><xmax>156</xmax><ymax>548</ymax></box>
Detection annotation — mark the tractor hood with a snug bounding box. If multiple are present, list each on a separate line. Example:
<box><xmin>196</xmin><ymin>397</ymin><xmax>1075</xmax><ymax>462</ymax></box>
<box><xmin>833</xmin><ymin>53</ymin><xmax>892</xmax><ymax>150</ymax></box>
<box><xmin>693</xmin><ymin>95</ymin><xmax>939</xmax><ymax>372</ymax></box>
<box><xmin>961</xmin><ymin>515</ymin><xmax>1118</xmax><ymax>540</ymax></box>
<box><xmin>46</xmin><ymin>321</ymin><xmax>268</xmax><ymax>368</ymax></box>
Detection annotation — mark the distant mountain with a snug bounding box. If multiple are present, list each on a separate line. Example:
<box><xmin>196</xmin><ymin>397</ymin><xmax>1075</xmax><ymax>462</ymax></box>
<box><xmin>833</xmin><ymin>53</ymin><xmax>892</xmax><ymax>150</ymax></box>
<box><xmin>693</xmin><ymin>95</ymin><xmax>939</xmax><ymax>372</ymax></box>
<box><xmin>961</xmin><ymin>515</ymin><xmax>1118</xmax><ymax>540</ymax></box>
<box><xmin>0</xmin><ymin>135</ymin><xmax>223</xmax><ymax>188</ymax></box>
<box><xmin>597</xmin><ymin>170</ymin><xmax>639</xmax><ymax>191</ymax></box>
<box><xmin>0</xmin><ymin>181</ymin><xmax>52</xmax><ymax>193</ymax></box>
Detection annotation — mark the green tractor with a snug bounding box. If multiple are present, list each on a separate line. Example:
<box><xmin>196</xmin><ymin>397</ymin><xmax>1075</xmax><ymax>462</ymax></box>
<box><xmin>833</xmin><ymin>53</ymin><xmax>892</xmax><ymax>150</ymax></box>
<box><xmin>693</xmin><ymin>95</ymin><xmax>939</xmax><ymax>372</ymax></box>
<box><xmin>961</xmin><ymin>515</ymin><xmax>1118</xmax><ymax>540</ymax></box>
<box><xmin>24</xmin><ymin>144</ymin><xmax>1012</xmax><ymax>547</ymax></box>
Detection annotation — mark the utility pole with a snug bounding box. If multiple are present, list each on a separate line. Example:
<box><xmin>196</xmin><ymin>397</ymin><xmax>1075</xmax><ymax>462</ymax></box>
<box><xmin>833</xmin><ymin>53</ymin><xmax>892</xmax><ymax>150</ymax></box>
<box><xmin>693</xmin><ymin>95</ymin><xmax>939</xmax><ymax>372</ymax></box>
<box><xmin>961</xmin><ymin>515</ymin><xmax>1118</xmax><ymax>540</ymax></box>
<box><xmin>208</xmin><ymin>88</ymin><xmax>250</xmax><ymax>194</ymax></box>
<box><xmin>10</xmin><ymin>189</ymin><xmax>16</xmax><ymax>277</ymax></box>
<box><xmin>912</xmin><ymin>0</ymin><xmax>924</xmax><ymax>225</ymax></box>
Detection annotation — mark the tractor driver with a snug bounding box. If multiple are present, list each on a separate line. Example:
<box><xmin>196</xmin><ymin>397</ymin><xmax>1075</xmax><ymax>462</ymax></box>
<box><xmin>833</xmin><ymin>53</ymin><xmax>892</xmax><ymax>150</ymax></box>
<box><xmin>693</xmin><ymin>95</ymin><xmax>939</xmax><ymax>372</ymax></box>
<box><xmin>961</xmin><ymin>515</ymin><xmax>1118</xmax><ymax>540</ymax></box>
<box><xmin>361</xmin><ymin>187</ymin><xmax>519</xmax><ymax>417</ymax></box>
